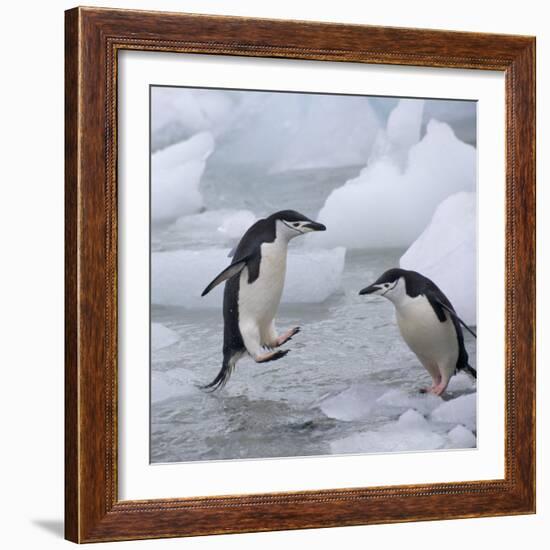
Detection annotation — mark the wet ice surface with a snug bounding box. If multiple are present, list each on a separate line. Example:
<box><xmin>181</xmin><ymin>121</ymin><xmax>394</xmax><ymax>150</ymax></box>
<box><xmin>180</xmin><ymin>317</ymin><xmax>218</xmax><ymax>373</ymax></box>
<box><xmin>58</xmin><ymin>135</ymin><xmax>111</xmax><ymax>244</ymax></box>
<box><xmin>151</xmin><ymin>244</ymin><xmax>476</xmax><ymax>463</ymax></box>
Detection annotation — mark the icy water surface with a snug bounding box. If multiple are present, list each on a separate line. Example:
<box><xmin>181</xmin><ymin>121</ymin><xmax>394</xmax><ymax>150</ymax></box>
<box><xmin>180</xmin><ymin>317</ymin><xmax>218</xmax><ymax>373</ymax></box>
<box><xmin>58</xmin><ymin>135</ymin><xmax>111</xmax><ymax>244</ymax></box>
<box><xmin>150</xmin><ymin>165</ymin><xmax>477</xmax><ymax>463</ymax></box>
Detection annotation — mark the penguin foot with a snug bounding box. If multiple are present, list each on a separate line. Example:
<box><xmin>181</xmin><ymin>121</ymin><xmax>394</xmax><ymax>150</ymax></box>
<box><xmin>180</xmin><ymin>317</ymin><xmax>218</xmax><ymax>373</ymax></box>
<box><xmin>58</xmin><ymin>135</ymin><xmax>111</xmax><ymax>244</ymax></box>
<box><xmin>276</xmin><ymin>327</ymin><xmax>301</xmax><ymax>346</ymax></box>
<box><xmin>254</xmin><ymin>349</ymin><xmax>290</xmax><ymax>363</ymax></box>
<box><xmin>431</xmin><ymin>384</ymin><xmax>447</xmax><ymax>397</ymax></box>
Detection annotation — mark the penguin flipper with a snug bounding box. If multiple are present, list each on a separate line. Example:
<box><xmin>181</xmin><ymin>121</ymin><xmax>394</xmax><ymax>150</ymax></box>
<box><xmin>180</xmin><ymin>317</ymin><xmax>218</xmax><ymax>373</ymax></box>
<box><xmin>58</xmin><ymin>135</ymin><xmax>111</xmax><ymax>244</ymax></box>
<box><xmin>433</xmin><ymin>299</ymin><xmax>477</xmax><ymax>339</ymax></box>
<box><xmin>201</xmin><ymin>259</ymin><xmax>249</xmax><ymax>296</ymax></box>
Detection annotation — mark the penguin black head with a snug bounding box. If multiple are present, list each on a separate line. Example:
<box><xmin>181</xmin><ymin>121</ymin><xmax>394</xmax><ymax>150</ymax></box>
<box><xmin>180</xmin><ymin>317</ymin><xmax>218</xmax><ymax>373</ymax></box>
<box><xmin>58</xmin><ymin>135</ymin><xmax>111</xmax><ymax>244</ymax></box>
<box><xmin>359</xmin><ymin>268</ymin><xmax>415</xmax><ymax>303</ymax></box>
<box><xmin>269</xmin><ymin>210</ymin><xmax>326</xmax><ymax>237</ymax></box>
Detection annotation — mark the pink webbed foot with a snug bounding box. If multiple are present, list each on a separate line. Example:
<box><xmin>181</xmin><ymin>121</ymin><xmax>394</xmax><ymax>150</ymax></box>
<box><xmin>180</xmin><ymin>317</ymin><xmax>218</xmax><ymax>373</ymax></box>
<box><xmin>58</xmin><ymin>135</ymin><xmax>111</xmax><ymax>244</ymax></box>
<box><xmin>276</xmin><ymin>327</ymin><xmax>300</xmax><ymax>347</ymax></box>
<box><xmin>430</xmin><ymin>382</ymin><xmax>449</xmax><ymax>396</ymax></box>
<box><xmin>254</xmin><ymin>349</ymin><xmax>290</xmax><ymax>363</ymax></box>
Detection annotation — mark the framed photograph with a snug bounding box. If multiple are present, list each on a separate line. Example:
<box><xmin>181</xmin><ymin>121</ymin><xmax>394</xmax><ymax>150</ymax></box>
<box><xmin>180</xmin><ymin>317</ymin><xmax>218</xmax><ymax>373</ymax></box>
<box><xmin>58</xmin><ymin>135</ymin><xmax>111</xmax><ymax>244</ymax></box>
<box><xmin>65</xmin><ymin>7</ymin><xmax>536</xmax><ymax>543</ymax></box>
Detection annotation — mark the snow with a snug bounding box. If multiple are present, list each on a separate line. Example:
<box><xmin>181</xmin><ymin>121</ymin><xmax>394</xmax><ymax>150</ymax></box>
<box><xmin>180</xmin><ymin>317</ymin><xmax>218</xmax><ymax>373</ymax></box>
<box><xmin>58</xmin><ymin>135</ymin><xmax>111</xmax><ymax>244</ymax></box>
<box><xmin>447</xmin><ymin>425</ymin><xmax>477</xmax><ymax>448</ymax></box>
<box><xmin>430</xmin><ymin>393</ymin><xmax>477</xmax><ymax>431</ymax></box>
<box><xmin>151</xmin><ymin>247</ymin><xmax>345</xmax><ymax>308</ymax></box>
<box><xmin>151</xmin><ymin>132</ymin><xmax>215</xmax><ymax>224</ymax></box>
<box><xmin>400</xmin><ymin>191</ymin><xmax>476</xmax><ymax>325</ymax></box>
<box><xmin>151</xmin><ymin>323</ymin><xmax>179</xmax><ymax>351</ymax></box>
<box><xmin>315</xmin><ymin>101</ymin><xmax>476</xmax><ymax>249</ymax></box>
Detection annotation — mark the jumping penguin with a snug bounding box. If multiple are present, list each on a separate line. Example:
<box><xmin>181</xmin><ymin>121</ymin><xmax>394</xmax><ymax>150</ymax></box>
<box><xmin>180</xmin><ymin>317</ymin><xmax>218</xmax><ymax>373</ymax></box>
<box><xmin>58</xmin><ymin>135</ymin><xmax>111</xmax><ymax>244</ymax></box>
<box><xmin>200</xmin><ymin>210</ymin><xmax>326</xmax><ymax>391</ymax></box>
<box><xmin>359</xmin><ymin>268</ymin><xmax>476</xmax><ymax>396</ymax></box>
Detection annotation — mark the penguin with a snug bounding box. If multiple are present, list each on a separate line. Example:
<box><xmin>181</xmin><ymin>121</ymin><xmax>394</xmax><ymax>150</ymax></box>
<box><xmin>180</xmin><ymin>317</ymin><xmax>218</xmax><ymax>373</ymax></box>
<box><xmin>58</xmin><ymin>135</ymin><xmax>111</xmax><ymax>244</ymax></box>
<box><xmin>200</xmin><ymin>210</ymin><xmax>326</xmax><ymax>391</ymax></box>
<box><xmin>359</xmin><ymin>268</ymin><xmax>476</xmax><ymax>396</ymax></box>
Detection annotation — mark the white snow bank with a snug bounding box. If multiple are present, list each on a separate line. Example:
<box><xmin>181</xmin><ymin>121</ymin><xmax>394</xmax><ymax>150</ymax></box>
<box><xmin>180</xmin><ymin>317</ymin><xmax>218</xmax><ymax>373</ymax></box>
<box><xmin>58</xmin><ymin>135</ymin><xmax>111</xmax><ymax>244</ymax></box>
<box><xmin>170</xmin><ymin>209</ymin><xmax>257</xmax><ymax>246</ymax></box>
<box><xmin>316</xmin><ymin>103</ymin><xmax>476</xmax><ymax>249</ymax></box>
<box><xmin>447</xmin><ymin>425</ymin><xmax>477</xmax><ymax>448</ymax></box>
<box><xmin>151</xmin><ymin>247</ymin><xmax>345</xmax><ymax>308</ymax></box>
<box><xmin>151</xmin><ymin>132</ymin><xmax>214</xmax><ymax>224</ymax></box>
<box><xmin>151</xmin><ymin>368</ymin><xmax>196</xmax><ymax>404</ymax></box>
<box><xmin>430</xmin><ymin>393</ymin><xmax>476</xmax><ymax>431</ymax></box>
<box><xmin>400</xmin><ymin>192</ymin><xmax>476</xmax><ymax>325</ymax></box>
<box><xmin>151</xmin><ymin>323</ymin><xmax>179</xmax><ymax>351</ymax></box>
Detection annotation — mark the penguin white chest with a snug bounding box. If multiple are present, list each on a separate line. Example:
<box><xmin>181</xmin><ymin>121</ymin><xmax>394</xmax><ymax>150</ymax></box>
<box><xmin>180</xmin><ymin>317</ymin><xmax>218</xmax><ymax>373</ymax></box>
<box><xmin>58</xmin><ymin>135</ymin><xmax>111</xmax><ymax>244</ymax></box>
<box><xmin>238</xmin><ymin>239</ymin><xmax>287</xmax><ymax>325</ymax></box>
<box><xmin>396</xmin><ymin>296</ymin><xmax>458</xmax><ymax>365</ymax></box>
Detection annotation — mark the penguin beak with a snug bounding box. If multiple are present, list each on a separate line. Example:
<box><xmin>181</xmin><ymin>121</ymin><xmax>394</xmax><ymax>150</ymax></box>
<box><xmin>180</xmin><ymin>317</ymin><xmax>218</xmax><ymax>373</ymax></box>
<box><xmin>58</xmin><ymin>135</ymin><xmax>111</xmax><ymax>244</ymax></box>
<box><xmin>359</xmin><ymin>284</ymin><xmax>382</xmax><ymax>296</ymax></box>
<box><xmin>303</xmin><ymin>221</ymin><xmax>326</xmax><ymax>232</ymax></box>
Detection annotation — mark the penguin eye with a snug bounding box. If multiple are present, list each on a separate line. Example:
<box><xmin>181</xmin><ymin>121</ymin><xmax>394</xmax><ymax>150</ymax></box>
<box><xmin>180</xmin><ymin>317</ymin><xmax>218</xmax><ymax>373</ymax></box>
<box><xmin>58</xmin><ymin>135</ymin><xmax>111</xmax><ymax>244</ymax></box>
<box><xmin>292</xmin><ymin>222</ymin><xmax>300</xmax><ymax>227</ymax></box>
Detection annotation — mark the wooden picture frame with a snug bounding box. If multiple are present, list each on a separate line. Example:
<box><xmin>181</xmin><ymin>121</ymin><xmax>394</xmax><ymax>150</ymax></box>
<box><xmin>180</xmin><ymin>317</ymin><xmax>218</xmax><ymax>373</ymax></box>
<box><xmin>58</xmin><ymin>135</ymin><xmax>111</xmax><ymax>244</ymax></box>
<box><xmin>65</xmin><ymin>6</ymin><xmax>536</xmax><ymax>543</ymax></box>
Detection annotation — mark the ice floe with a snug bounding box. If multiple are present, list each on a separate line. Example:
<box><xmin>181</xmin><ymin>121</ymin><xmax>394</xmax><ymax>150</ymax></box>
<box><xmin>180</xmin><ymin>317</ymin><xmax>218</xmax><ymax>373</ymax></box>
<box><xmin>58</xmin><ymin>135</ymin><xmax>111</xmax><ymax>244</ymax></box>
<box><xmin>151</xmin><ymin>368</ymin><xmax>196</xmax><ymax>404</ymax></box>
<box><xmin>151</xmin><ymin>247</ymin><xmax>346</xmax><ymax>308</ymax></box>
<box><xmin>151</xmin><ymin>323</ymin><xmax>179</xmax><ymax>351</ymax></box>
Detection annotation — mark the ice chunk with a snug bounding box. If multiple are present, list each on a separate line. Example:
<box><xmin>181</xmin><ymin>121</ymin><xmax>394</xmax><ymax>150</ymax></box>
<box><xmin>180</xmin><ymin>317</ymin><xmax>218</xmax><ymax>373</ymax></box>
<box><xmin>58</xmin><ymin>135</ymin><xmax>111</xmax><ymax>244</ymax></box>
<box><xmin>331</xmin><ymin>427</ymin><xmax>446</xmax><ymax>454</ymax></box>
<box><xmin>151</xmin><ymin>323</ymin><xmax>179</xmax><ymax>351</ymax></box>
<box><xmin>397</xmin><ymin>408</ymin><xmax>429</xmax><ymax>429</ymax></box>
<box><xmin>316</xmin><ymin>117</ymin><xmax>476</xmax><ymax>249</ymax></box>
<box><xmin>375</xmin><ymin>388</ymin><xmax>443</xmax><ymax>415</ymax></box>
<box><xmin>151</xmin><ymin>132</ymin><xmax>215</xmax><ymax>224</ymax></box>
<box><xmin>446</xmin><ymin>370</ymin><xmax>476</xmax><ymax>393</ymax></box>
<box><xmin>430</xmin><ymin>393</ymin><xmax>477</xmax><ymax>431</ymax></box>
<box><xmin>447</xmin><ymin>425</ymin><xmax>477</xmax><ymax>448</ymax></box>
<box><xmin>151</xmin><ymin>247</ymin><xmax>345</xmax><ymax>308</ymax></box>
<box><xmin>151</xmin><ymin>368</ymin><xmax>196</xmax><ymax>404</ymax></box>
<box><xmin>400</xmin><ymin>192</ymin><xmax>476</xmax><ymax>325</ymax></box>
<box><xmin>216</xmin><ymin>210</ymin><xmax>258</xmax><ymax>239</ymax></box>
<box><xmin>319</xmin><ymin>384</ymin><xmax>382</xmax><ymax>421</ymax></box>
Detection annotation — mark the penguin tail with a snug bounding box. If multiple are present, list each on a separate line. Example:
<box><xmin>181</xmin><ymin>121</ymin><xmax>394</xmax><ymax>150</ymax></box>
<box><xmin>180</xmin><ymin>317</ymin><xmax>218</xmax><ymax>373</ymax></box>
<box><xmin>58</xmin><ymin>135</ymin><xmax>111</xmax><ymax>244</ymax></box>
<box><xmin>198</xmin><ymin>352</ymin><xmax>237</xmax><ymax>392</ymax></box>
<box><xmin>461</xmin><ymin>364</ymin><xmax>477</xmax><ymax>380</ymax></box>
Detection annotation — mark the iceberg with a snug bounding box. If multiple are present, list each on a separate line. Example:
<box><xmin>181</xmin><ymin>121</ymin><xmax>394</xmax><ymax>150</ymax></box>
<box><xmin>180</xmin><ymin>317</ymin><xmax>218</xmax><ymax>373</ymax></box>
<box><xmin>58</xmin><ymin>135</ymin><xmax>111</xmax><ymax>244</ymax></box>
<box><xmin>151</xmin><ymin>247</ymin><xmax>345</xmax><ymax>308</ymax></box>
<box><xmin>270</xmin><ymin>95</ymin><xmax>381</xmax><ymax>173</ymax></box>
<box><xmin>151</xmin><ymin>132</ymin><xmax>215</xmax><ymax>224</ymax></box>
<box><xmin>400</xmin><ymin>192</ymin><xmax>476</xmax><ymax>325</ymax></box>
<box><xmin>151</xmin><ymin>87</ymin><xmax>236</xmax><ymax>151</ymax></box>
<box><xmin>169</xmin><ymin>209</ymin><xmax>257</xmax><ymax>248</ymax></box>
<box><xmin>315</xmin><ymin>100</ymin><xmax>476</xmax><ymax>249</ymax></box>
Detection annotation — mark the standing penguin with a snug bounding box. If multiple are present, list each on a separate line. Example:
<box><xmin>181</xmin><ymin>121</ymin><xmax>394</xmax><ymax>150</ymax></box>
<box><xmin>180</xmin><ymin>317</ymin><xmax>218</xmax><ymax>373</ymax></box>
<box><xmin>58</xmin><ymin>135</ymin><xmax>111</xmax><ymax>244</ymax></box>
<box><xmin>200</xmin><ymin>210</ymin><xmax>326</xmax><ymax>391</ymax></box>
<box><xmin>359</xmin><ymin>268</ymin><xmax>476</xmax><ymax>396</ymax></box>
